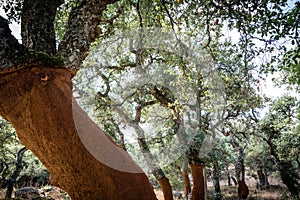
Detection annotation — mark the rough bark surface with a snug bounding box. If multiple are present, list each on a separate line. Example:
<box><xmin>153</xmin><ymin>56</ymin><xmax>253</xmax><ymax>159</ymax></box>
<box><xmin>21</xmin><ymin>0</ymin><xmax>62</xmax><ymax>55</ymax></box>
<box><xmin>190</xmin><ymin>164</ymin><xmax>205</xmax><ymax>200</ymax></box>
<box><xmin>213</xmin><ymin>162</ymin><xmax>221</xmax><ymax>200</ymax></box>
<box><xmin>0</xmin><ymin>67</ymin><xmax>157</xmax><ymax>200</ymax></box>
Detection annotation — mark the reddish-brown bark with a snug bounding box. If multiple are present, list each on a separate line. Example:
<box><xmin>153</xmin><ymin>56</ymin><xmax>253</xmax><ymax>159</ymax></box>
<box><xmin>238</xmin><ymin>181</ymin><xmax>249</xmax><ymax>199</ymax></box>
<box><xmin>190</xmin><ymin>164</ymin><xmax>206</xmax><ymax>200</ymax></box>
<box><xmin>157</xmin><ymin>176</ymin><xmax>173</xmax><ymax>200</ymax></box>
<box><xmin>0</xmin><ymin>67</ymin><xmax>157</xmax><ymax>200</ymax></box>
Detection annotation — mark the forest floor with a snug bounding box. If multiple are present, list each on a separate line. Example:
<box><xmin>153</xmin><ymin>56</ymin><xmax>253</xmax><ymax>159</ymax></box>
<box><xmin>155</xmin><ymin>184</ymin><xmax>288</xmax><ymax>200</ymax></box>
<box><xmin>0</xmin><ymin>184</ymin><xmax>290</xmax><ymax>200</ymax></box>
<box><xmin>0</xmin><ymin>173</ymin><xmax>291</xmax><ymax>199</ymax></box>
<box><xmin>154</xmin><ymin>172</ymin><xmax>290</xmax><ymax>200</ymax></box>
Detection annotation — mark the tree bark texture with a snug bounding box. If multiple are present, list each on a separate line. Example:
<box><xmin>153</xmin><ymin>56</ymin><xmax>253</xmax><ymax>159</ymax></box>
<box><xmin>212</xmin><ymin>162</ymin><xmax>221</xmax><ymax>200</ymax></box>
<box><xmin>181</xmin><ymin>163</ymin><xmax>191</xmax><ymax>199</ymax></box>
<box><xmin>190</xmin><ymin>164</ymin><xmax>206</xmax><ymax>200</ymax></box>
<box><xmin>21</xmin><ymin>0</ymin><xmax>62</xmax><ymax>55</ymax></box>
<box><xmin>0</xmin><ymin>67</ymin><xmax>157</xmax><ymax>200</ymax></box>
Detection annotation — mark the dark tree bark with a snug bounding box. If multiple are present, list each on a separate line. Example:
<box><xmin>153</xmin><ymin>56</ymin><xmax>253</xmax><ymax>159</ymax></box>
<box><xmin>181</xmin><ymin>158</ymin><xmax>191</xmax><ymax>199</ymax></box>
<box><xmin>0</xmin><ymin>162</ymin><xmax>9</xmax><ymax>189</ymax></box>
<box><xmin>57</xmin><ymin>0</ymin><xmax>119</xmax><ymax>69</ymax></box>
<box><xmin>0</xmin><ymin>0</ymin><xmax>157</xmax><ymax>199</ymax></box>
<box><xmin>231</xmin><ymin>137</ymin><xmax>249</xmax><ymax>199</ymax></box>
<box><xmin>263</xmin><ymin>166</ymin><xmax>269</xmax><ymax>187</ymax></box>
<box><xmin>257</xmin><ymin>166</ymin><xmax>266</xmax><ymax>189</ymax></box>
<box><xmin>278</xmin><ymin>162</ymin><xmax>299</xmax><ymax>199</ymax></box>
<box><xmin>231</xmin><ymin>176</ymin><xmax>237</xmax><ymax>186</ymax></box>
<box><xmin>213</xmin><ymin>161</ymin><xmax>222</xmax><ymax>200</ymax></box>
<box><xmin>5</xmin><ymin>147</ymin><xmax>28</xmax><ymax>199</ymax></box>
<box><xmin>266</xmin><ymin>130</ymin><xmax>299</xmax><ymax>198</ymax></box>
<box><xmin>226</xmin><ymin>165</ymin><xmax>232</xmax><ymax>186</ymax></box>
<box><xmin>21</xmin><ymin>0</ymin><xmax>62</xmax><ymax>55</ymax></box>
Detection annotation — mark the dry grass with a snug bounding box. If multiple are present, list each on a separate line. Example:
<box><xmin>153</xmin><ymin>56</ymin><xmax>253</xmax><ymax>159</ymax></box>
<box><xmin>206</xmin><ymin>185</ymin><xmax>287</xmax><ymax>200</ymax></box>
<box><xmin>155</xmin><ymin>185</ymin><xmax>288</xmax><ymax>200</ymax></box>
<box><xmin>0</xmin><ymin>176</ymin><xmax>290</xmax><ymax>200</ymax></box>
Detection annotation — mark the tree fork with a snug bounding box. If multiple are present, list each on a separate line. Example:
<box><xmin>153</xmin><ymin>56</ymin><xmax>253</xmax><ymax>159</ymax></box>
<box><xmin>0</xmin><ymin>67</ymin><xmax>157</xmax><ymax>200</ymax></box>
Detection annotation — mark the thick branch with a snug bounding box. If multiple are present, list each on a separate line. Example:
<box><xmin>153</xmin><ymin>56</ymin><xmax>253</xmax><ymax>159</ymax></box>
<box><xmin>0</xmin><ymin>16</ymin><xmax>64</xmax><ymax>73</ymax></box>
<box><xmin>21</xmin><ymin>0</ymin><xmax>63</xmax><ymax>55</ymax></box>
<box><xmin>0</xmin><ymin>16</ymin><xmax>27</xmax><ymax>70</ymax></box>
<box><xmin>58</xmin><ymin>0</ymin><xmax>120</xmax><ymax>70</ymax></box>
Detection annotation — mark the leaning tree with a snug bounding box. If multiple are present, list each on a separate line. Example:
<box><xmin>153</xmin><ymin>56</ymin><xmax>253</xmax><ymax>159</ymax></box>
<box><xmin>0</xmin><ymin>0</ymin><xmax>299</xmax><ymax>199</ymax></box>
<box><xmin>0</xmin><ymin>0</ymin><xmax>157</xmax><ymax>199</ymax></box>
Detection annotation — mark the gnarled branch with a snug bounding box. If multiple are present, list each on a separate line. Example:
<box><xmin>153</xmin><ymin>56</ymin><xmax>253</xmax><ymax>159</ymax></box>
<box><xmin>57</xmin><ymin>0</ymin><xmax>120</xmax><ymax>70</ymax></box>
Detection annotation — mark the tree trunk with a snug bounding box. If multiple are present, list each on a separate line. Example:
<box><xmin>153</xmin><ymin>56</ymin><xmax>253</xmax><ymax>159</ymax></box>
<box><xmin>138</xmin><ymin>142</ymin><xmax>173</xmax><ymax>200</ymax></box>
<box><xmin>226</xmin><ymin>166</ymin><xmax>231</xmax><ymax>186</ymax></box>
<box><xmin>190</xmin><ymin>164</ymin><xmax>206</xmax><ymax>200</ymax></box>
<box><xmin>212</xmin><ymin>162</ymin><xmax>221</xmax><ymax>200</ymax></box>
<box><xmin>0</xmin><ymin>67</ymin><xmax>157</xmax><ymax>200</ymax></box>
<box><xmin>157</xmin><ymin>176</ymin><xmax>173</xmax><ymax>200</ymax></box>
<box><xmin>5</xmin><ymin>147</ymin><xmax>28</xmax><ymax>199</ymax></box>
<box><xmin>278</xmin><ymin>162</ymin><xmax>299</xmax><ymax>199</ymax></box>
<box><xmin>263</xmin><ymin>167</ymin><xmax>269</xmax><ymax>187</ymax></box>
<box><xmin>116</xmin><ymin>107</ymin><xmax>173</xmax><ymax>200</ymax></box>
<box><xmin>269</xmin><ymin>142</ymin><xmax>299</xmax><ymax>198</ymax></box>
<box><xmin>181</xmin><ymin>159</ymin><xmax>191</xmax><ymax>199</ymax></box>
<box><xmin>257</xmin><ymin>166</ymin><xmax>266</xmax><ymax>189</ymax></box>
<box><xmin>235</xmin><ymin>147</ymin><xmax>249</xmax><ymax>199</ymax></box>
<box><xmin>231</xmin><ymin>176</ymin><xmax>237</xmax><ymax>185</ymax></box>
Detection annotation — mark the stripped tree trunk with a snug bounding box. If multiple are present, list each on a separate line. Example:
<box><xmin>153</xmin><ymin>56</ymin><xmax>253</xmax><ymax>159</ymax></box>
<box><xmin>257</xmin><ymin>166</ymin><xmax>266</xmax><ymax>189</ymax></box>
<box><xmin>0</xmin><ymin>0</ymin><xmax>159</xmax><ymax>198</ymax></box>
<box><xmin>0</xmin><ymin>67</ymin><xmax>157</xmax><ymax>200</ymax></box>
<box><xmin>190</xmin><ymin>164</ymin><xmax>205</xmax><ymax>200</ymax></box>
<box><xmin>231</xmin><ymin>136</ymin><xmax>249</xmax><ymax>200</ymax></box>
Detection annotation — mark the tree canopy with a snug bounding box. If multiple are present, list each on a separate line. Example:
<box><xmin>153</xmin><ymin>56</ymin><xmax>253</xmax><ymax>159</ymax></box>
<box><xmin>0</xmin><ymin>0</ymin><xmax>299</xmax><ymax>199</ymax></box>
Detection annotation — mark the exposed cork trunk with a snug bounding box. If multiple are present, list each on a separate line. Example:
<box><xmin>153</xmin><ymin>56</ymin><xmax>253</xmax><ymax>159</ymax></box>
<box><xmin>0</xmin><ymin>67</ymin><xmax>157</xmax><ymax>200</ymax></box>
<box><xmin>157</xmin><ymin>176</ymin><xmax>173</xmax><ymax>200</ymax></box>
<box><xmin>190</xmin><ymin>164</ymin><xmax>205</xmax><ymax>200</ymax></box>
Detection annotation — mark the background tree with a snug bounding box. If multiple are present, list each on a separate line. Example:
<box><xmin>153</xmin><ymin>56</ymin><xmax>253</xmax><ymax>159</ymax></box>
<box><xmin>0</xmin><ymin>0</ymin><xmax>299</xmax><ymax>199</ymax></box>
<box><xmin>260</xmin><ymin>95</ymin><xmax>300</xmax><ymax>198</ymax></box>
